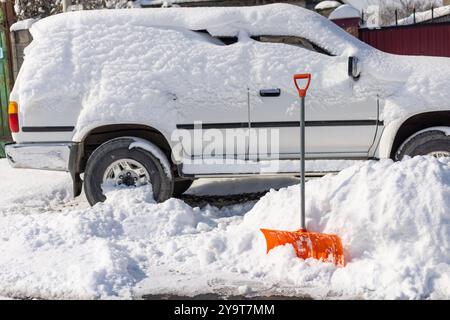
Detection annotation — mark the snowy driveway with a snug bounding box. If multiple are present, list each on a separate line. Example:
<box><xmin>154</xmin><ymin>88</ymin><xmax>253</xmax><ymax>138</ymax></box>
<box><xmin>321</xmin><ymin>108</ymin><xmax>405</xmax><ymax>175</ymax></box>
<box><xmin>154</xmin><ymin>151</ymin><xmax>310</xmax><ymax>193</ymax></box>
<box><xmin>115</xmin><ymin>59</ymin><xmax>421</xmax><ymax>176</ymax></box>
<box><xmin>0</xmin><ymin>157</ymin><xmax>449</xmax><ymax>299</ymax></box>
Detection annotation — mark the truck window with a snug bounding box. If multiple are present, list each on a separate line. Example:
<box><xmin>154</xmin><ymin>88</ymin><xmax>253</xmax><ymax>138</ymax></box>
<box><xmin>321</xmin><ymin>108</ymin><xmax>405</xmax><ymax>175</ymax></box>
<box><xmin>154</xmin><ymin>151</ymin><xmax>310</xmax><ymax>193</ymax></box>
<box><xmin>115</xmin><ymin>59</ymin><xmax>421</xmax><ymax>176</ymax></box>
<box><xmin>252</xmin><ymin>35</ymin><xmax>333</xmax><ymax>56</ymax></box>
<box><xmin>194</xmin><ymin>30</ymin><xmax>238</xmax><ymax>45</ymax></box>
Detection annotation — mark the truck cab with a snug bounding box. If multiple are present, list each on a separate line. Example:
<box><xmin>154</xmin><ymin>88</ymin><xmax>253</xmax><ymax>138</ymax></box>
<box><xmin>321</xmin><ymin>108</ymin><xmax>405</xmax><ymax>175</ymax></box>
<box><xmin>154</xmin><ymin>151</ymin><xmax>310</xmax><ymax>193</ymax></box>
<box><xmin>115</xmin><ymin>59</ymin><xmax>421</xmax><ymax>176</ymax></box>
<box><xmin>5</xmin><ymin>4</ymin><xmax>450</xmax><ymax>205</ymax></box>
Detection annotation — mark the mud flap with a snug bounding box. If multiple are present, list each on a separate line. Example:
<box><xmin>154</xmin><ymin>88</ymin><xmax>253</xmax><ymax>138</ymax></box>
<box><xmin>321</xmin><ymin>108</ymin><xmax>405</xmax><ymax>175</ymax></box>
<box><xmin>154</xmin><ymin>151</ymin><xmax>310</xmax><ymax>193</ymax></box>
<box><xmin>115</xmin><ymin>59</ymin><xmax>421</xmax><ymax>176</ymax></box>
<box><xmin>69</xmin><ymin>143</ymin><xmax>83</xmax><ymax>197</ymax></box>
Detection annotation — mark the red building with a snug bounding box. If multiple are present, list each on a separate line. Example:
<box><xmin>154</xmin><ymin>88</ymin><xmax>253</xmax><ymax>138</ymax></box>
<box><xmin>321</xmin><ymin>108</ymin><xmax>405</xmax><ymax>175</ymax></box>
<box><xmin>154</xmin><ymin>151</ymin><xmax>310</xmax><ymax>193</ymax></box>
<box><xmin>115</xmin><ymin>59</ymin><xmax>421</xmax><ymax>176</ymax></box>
<box><xmin>331</xmin><ymin>5</ymin><xmax>450</xmax><ymax>58</ymax></box>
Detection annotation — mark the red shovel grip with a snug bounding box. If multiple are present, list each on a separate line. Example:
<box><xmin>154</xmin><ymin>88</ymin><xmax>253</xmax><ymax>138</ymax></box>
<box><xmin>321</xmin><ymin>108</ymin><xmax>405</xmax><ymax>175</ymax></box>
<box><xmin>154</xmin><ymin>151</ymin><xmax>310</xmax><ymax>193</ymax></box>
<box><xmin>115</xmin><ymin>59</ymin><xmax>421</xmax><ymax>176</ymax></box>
<box><xmin>293</xmin><ymin>73</ymin><xmax>311</xmax><ymax>98</ymax></box>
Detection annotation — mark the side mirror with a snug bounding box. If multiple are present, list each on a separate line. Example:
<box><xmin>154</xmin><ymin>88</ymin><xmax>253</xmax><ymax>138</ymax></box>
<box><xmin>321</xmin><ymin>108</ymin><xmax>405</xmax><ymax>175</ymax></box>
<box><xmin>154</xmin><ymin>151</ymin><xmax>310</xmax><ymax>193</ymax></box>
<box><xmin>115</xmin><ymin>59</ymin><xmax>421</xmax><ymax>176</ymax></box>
<box><xmin>348</xmin><ymin>56</ymin><xmax>361</xmax><ymax>80</ymax></box>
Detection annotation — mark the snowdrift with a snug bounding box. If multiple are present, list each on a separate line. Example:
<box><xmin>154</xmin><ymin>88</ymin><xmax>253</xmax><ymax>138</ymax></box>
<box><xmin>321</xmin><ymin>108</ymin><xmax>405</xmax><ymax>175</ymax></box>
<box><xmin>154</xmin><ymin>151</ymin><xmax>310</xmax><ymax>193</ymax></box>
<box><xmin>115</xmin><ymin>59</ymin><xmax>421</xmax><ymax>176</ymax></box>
<box><xmin>0</xmin><ymin>157</ymin><xmax>448</xmax><ymax>299</ymax></box>
<box><xmin>240</xmin><ymin>156</ymin><xmax>450</xmax><ymax>299</ymax></box>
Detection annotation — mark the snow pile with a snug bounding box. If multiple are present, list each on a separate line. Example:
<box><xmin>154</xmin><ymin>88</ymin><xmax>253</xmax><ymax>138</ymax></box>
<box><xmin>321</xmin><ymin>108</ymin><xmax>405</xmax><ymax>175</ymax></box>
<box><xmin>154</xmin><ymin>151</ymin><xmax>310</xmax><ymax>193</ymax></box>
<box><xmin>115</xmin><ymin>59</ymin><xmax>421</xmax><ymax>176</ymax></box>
<box><xmin>10</xmin><ymin>18</ymin><xmax>38</xmax><ymax>32</ymax></box>
<box><xmin>329</xmin><ymin>4</ymin><xmax>360</xmax><ymax>20</ymax></box>
<box><xmin>238</xmin><ymin>156</ymin><xmax>450</xmax><ymax>299</ymax></box>
<box><xmin>0</xmin><ymin>180</ymin><xmax>222</xmax><ymax>298</ymax></box>
<box><xmin>0</xmin><ymin>157</ymin><xmax>449</xmax><ymax>299</ymax></box>
<box><xmin>0</xmin><ymin>161</ymin><xmax>72</xmax><ymax>215</ymax></box>
<box><xmin>13</xmin><ymin>4</ymin><xmax>364</xmax><ymax>142</ymax></box>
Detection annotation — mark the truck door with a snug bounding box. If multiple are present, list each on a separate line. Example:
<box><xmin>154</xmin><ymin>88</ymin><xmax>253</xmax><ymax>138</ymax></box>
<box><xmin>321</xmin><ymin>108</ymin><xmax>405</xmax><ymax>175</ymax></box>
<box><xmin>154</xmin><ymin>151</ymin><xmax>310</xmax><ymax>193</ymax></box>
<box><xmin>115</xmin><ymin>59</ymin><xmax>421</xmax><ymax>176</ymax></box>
<box><xmin>248</xmin><ymin>36</ymin><xmax>379</xmax><ymax>160</ymax></box>
<box><xmin>175</xmin><ymin>32</ymin><xmax>250</xmax><ymax>161</ymax></box>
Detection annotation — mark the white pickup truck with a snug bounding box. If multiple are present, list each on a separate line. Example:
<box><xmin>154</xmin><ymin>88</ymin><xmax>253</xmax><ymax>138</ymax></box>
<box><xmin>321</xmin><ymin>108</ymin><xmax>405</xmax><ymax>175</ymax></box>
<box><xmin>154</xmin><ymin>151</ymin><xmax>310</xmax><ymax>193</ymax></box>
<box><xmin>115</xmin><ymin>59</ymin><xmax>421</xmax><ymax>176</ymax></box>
<box><xmin>5</xmin><ymin>4</ymin><xmax>450</xmax><ymax>205</ymax></box>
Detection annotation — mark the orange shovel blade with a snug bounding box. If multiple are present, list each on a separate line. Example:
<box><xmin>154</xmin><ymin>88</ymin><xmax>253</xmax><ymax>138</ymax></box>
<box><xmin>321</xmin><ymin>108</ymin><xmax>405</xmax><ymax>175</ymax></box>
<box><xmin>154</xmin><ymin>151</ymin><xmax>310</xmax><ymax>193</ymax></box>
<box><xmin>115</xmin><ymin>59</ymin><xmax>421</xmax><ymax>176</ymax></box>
<box><xmin>260</xmin><ymin>228</ymin><xmax>345</xmax><ymax>267</ymax></box>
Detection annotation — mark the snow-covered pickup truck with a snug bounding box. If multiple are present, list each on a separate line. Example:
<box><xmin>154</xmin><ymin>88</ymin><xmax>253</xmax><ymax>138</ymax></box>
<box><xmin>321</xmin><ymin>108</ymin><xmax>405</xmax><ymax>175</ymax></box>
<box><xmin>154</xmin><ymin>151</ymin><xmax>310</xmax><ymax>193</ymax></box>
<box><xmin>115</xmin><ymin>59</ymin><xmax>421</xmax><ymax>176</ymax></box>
<box><xmin>5</xmin><ymin>4</ymin><xmax>450</xmax><ymax>205</ymax></box>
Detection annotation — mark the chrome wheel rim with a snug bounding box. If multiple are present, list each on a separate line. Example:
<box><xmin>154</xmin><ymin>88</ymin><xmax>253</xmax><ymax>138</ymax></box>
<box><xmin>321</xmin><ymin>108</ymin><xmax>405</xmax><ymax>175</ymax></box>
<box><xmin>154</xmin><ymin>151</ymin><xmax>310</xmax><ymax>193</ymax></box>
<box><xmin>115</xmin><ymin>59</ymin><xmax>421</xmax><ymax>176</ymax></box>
<box><xmin>103</xmin><ymin>159</ymin><xmax>150</xmax><ymax>187</ymax></box>
<box><xmin>428</xmin><ymin>151</ymin><xmax>450</xmax><ymax>158</ymax></box>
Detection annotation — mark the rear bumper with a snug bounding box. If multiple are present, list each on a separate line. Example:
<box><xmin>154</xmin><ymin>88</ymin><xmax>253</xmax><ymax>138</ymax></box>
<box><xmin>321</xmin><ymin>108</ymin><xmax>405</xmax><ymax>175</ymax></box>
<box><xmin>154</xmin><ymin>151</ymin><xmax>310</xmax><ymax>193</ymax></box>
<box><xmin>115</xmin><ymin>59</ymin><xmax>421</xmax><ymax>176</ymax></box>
<box><xmin>5</xmin><ymin>142</ymin><xmax>76</xmax><ymax>172</ymax></box>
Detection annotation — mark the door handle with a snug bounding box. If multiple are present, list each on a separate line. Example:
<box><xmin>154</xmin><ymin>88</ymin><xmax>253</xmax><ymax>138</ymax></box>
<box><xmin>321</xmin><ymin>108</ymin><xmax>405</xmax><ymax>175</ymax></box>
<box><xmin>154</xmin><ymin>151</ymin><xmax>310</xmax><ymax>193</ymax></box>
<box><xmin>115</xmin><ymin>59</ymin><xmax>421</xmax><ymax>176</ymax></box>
<box><xmin>259</xmin><ymin>88</ymin><xmax>281</xmax><ymax>97</ymax></box>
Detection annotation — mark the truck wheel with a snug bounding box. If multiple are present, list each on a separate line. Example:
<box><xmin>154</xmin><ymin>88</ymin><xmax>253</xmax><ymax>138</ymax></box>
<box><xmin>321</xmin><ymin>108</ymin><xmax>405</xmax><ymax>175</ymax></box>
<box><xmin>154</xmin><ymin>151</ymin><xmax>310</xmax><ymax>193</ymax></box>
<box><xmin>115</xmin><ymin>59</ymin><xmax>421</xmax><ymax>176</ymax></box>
<box><xmin>395</xmin><ymin>129</ymin><xmax>450</xmax><ymax>160</ymax></box>
<box><xmin>173</xmin><ymin>179</ymin><xmax>194</xmax><ymax>197</ymax></box>
<box><xmin>84</xmin><ymin>137</ymin><xmax>173</xmax><ymax>206</ymax></box>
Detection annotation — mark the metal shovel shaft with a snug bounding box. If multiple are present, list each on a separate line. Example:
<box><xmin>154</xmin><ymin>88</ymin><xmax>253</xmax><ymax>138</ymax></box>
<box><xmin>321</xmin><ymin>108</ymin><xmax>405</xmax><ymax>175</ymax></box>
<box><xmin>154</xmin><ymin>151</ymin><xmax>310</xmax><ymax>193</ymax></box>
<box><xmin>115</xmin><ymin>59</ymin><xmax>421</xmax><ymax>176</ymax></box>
<box><xmin>300</xmin><ymin>96</ymin><xmax>306</xmax><ymax>230</ymax></box>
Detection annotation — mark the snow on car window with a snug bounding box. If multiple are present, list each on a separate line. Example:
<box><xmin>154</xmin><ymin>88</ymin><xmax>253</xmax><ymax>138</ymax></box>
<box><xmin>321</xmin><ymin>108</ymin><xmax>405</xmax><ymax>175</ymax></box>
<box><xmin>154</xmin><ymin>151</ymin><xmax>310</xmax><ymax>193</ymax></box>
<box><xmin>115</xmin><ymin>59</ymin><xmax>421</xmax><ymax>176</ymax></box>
<box><xmin>252</xmin><ymin>35</ymin><xmax>333</xmax><ymax>56</ymax></box>
<box><xmin>194</xmin><ymin>30</ymin><xmax>238</xmax><ymax>46</ymax></box>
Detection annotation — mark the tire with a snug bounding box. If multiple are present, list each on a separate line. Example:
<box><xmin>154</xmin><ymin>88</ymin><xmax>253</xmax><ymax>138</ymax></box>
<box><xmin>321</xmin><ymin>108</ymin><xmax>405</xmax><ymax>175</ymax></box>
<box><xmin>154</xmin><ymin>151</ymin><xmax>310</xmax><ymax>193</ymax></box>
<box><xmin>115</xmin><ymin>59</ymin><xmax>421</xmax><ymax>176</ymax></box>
<box><xmin>395</xmin><ymin>129</ymin><xmax>450</xmax><ymax>161</ymax></box>
<box><xmin>172</xmin><ymin>179</ymin><xmax>194</xmax><ymax>197</ymax></box>
<box><xmin>84</xmin><ymin>137</ymin><xmax>173</xmax><ymax>206</ymax></box>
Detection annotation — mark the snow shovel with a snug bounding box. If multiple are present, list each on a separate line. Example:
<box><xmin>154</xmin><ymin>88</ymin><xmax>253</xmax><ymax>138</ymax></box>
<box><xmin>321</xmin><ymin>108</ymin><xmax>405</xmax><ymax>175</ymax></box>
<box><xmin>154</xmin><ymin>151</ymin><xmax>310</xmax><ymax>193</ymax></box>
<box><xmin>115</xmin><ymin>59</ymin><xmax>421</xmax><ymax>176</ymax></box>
<box><xmin>260</xmin><ymin>73</ymin><xmax>345</xmax><ymax>267</ymax></box>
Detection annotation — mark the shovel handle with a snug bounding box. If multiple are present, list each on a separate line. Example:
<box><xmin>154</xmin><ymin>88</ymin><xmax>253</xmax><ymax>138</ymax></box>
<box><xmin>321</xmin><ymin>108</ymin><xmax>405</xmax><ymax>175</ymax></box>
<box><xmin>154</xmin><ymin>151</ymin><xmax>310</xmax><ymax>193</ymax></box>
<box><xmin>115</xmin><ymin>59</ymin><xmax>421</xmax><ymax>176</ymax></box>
<box><xmin>293</xmin><ymin>74</ymin><xmax>311</xmax><ymax>98</ymax></box>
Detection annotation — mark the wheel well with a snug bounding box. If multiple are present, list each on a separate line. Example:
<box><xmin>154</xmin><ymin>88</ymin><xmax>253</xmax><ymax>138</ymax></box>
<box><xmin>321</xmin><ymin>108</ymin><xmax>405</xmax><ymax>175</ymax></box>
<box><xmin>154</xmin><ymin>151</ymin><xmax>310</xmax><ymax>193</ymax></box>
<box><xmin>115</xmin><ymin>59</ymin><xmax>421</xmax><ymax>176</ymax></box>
<box><xmin>390</xmin><ymin>111</ymin><xmax>450</xmax><ymax>159</ymax></box>
<box><xmin>79</xmin><ymin>124</ymin><xmax>173</xmax><ymax>173</ymax></box>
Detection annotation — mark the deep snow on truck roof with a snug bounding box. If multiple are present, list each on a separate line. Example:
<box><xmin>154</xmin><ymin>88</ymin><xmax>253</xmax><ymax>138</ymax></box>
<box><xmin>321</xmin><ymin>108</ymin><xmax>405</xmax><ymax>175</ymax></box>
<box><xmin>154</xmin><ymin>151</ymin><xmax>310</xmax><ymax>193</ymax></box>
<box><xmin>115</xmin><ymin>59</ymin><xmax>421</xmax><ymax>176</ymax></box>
<box><xmin>30</xmin><ymin>3</ymin><xmax>363</xmax><ymax>56</ymax></box>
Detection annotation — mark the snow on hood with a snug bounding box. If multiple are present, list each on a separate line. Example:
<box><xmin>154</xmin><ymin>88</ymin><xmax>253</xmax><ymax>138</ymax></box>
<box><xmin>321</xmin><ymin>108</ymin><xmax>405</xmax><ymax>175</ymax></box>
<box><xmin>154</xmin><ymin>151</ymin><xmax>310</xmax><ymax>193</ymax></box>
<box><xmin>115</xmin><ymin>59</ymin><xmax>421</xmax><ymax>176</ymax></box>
<box><xmin>0</xmin><ymin>157</ymin><xmax>448</xmax><ymax>299</ymax></box>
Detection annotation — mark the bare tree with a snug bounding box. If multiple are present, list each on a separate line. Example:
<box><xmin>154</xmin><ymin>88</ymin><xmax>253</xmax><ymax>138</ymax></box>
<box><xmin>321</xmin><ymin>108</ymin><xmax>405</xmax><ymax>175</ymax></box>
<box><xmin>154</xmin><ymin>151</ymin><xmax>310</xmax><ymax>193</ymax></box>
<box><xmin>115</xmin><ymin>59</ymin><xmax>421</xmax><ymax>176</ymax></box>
<box><xmin>14</xmin><ymin>0</ymin><xmax>138</xmax><ymax>20</ymax></box>
<box><xmin>78</xmin><ymin>0</ymin><xmax>133</xmax><ymax>10</ymax></box>
<box><xmin>14</xmin><ymin>0</ymin><xmax>62</xmax><ymax>20</ymax></box>
<box><xmin>374</xmin><ymin>0</ymin><xmax>442</xmax><ymax>26</ymax></box>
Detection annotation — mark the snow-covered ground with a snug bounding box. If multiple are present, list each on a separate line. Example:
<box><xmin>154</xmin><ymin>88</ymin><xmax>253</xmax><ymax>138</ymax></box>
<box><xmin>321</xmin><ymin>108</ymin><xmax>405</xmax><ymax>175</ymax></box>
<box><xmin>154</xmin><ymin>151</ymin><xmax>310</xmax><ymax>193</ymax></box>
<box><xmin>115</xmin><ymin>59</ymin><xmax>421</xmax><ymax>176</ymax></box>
<box><xmin>0</xmin><ymin>157</ymin><xmax>448</xmax><ymax>300</ymax></box>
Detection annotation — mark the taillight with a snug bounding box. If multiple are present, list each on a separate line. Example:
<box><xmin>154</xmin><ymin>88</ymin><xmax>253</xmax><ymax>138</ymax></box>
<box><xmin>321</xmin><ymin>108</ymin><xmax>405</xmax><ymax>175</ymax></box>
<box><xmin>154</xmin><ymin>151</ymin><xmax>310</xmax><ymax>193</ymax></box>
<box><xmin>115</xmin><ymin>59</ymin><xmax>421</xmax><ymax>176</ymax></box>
<box><xmin>8</xmin><ymin>101</ymin><xmax>19</xmax><ymax>133</ymax></box>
